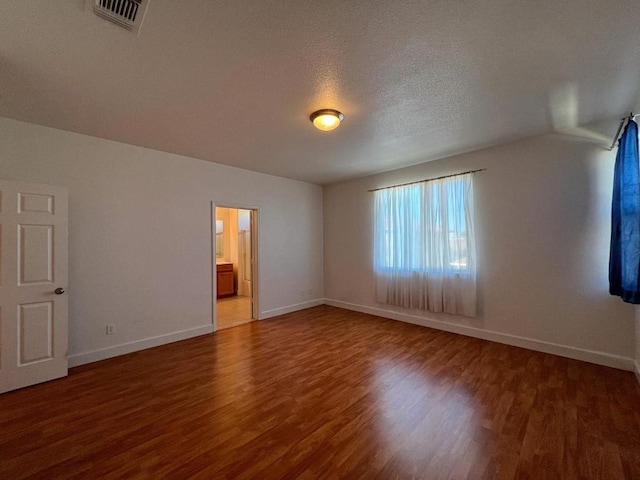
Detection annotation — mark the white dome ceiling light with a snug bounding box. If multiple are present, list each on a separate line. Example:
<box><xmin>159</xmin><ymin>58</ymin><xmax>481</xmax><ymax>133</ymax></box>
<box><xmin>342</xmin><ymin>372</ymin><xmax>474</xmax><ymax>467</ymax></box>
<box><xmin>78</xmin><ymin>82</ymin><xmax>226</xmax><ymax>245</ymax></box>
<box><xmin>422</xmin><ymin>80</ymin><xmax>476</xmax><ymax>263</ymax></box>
<box><xmin>310</xmin><ymin>109</ymin><xmax>344</xmax><ymax>131</ymax></box>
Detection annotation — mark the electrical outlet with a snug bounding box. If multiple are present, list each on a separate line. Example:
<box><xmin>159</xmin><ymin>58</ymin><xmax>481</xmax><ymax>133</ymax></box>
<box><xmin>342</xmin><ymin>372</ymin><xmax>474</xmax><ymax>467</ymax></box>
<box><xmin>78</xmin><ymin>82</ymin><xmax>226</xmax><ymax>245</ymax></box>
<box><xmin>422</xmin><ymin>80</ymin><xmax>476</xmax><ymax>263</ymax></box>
<box><xmin>106</xmin><ymin>324</ymin><xmax>115</xmax><ymax>335</ymax></box>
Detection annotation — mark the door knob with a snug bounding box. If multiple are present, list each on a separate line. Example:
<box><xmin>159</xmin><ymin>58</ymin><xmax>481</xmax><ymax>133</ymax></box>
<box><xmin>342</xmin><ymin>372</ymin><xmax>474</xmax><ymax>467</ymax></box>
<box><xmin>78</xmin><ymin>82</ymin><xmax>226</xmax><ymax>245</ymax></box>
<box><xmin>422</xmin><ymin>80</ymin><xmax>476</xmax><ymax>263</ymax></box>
<box><xmin>55</xmin><ymin>288</ymin><xmax>65</xmax><ymax>295</ymax></box>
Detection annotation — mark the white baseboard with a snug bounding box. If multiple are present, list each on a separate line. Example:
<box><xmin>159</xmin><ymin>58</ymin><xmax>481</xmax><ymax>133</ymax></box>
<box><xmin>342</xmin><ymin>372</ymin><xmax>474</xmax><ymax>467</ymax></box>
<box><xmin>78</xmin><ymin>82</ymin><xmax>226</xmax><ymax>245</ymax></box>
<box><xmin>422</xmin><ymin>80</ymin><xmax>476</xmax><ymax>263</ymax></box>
<box><xmin>261</xmin><ymin>299</ymin><xmax>325</xmax><ymax>319</ymax></box>
<box><xmin>324</xmin><ymin>299</ymin><xmax>635</xmax><ymax>372</ymax></box>
<box><xmin>68</xmin><ymin>300</ymin><xmax>638</xmax><ymax>377</ymax></box>
<box><xmin>69</xmin><ymin>299</ymin><xmax>321</xmax><ymax>367</ymax></box>
<box><xmin>68</xmin><ymin>324</ymin><xmax>214</xmax><ymax>368</ymax></box>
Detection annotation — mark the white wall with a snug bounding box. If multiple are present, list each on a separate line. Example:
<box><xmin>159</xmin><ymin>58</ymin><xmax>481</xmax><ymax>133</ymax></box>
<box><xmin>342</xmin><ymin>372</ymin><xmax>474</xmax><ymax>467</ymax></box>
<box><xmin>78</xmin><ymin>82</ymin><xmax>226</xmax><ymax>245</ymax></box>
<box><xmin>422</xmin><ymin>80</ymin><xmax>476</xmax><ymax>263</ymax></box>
<box><xmin>324</xmin><ymin>133</ymin><xmax>635</xmax><ymax>369</ymax></box>
<box><xmin>0</xmin><ymin>117</ymin><xmax>324</xmax><ymax>365</ymax></box>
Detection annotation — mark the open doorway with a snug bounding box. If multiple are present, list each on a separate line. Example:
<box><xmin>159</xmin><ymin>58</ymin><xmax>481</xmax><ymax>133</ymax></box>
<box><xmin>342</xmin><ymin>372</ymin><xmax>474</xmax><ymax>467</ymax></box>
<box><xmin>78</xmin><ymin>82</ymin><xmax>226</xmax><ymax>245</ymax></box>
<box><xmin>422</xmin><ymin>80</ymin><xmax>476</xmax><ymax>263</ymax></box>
<box><xmin>213</xmin><ymin>205</ymin><xmax>258</xmax><ymax>330</ymax></box>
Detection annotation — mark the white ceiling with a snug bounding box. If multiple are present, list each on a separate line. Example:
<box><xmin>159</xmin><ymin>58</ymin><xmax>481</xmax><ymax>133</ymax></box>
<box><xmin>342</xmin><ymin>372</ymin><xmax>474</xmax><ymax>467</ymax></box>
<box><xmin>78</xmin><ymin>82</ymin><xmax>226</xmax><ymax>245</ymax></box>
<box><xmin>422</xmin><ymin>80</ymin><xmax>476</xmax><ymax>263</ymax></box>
<box><xmin>2</xmin><ymin>1</ymin><xmax>640</xmax><ymax>184</ymax></box>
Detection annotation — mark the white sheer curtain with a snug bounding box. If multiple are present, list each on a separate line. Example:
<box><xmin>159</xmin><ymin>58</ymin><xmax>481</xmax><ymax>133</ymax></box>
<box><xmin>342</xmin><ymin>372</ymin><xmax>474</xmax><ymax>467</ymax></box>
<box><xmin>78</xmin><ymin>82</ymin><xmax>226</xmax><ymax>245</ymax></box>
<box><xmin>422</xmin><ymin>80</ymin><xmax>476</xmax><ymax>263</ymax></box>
<box><xmin>373</xmin><ymin>173</ymin><xmax>477</xmax><ymax>317</ymax></box>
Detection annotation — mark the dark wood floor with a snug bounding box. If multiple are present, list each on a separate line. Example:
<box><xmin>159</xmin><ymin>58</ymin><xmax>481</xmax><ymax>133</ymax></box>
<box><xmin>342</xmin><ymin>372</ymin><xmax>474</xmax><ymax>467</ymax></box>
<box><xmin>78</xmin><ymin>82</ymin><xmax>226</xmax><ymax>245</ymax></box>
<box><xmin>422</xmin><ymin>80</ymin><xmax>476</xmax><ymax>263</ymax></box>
<box><xmin>1</xmin><ymin>305</ymin><xmax>639</xmax><ymax>479</ymax></box>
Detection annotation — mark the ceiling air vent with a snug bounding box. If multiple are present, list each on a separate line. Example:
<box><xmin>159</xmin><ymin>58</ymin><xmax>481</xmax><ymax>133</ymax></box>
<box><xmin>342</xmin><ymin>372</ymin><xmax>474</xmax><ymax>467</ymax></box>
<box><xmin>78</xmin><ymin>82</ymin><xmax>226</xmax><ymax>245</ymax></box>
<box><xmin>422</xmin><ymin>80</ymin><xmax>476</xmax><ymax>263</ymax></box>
<box><xmin>93</xmin><ymin>0</ymin><xmax>149</xmax><ymax>35</ymax></box>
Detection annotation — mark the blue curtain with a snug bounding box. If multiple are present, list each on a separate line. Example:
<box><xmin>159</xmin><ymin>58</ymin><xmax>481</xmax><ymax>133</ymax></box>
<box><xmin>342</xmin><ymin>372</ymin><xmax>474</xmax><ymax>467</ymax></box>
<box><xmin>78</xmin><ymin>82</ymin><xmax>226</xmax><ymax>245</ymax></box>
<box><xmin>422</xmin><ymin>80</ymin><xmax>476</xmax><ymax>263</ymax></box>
<box><xmin>609</xmin><ymin>120</ymin><xmax>640</xmax><ymax>303</ymax></box>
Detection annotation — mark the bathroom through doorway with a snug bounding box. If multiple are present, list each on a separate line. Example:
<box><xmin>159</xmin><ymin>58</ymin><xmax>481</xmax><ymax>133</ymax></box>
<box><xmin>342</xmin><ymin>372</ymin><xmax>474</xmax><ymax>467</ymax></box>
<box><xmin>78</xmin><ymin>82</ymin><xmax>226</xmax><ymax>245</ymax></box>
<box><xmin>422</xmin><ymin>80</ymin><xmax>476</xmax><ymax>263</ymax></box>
<box><xmin>214</xmin><ymin>205</ymin><xmax>258</xmax><ymax>330</ymax></box>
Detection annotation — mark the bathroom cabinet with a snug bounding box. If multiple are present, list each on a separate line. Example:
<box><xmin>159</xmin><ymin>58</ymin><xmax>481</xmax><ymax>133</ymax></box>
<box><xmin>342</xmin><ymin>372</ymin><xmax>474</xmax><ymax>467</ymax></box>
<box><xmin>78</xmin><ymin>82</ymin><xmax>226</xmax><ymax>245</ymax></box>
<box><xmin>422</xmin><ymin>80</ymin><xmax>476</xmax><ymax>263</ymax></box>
<box><xmin>216</xmin><ymin>263</ymin><xmax>235</xmax><ymax>298</ymax></box>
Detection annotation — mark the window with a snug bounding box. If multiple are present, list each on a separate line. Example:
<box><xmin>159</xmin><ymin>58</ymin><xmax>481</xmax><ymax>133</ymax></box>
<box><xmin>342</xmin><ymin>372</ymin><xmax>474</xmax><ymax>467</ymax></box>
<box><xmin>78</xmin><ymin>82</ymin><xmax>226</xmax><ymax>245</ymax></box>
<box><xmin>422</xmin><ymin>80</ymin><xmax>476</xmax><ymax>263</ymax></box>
<box><xmin>373</xmin><ymin>173</ymin><xmax>477</xmax><ymax>316</ymax></box>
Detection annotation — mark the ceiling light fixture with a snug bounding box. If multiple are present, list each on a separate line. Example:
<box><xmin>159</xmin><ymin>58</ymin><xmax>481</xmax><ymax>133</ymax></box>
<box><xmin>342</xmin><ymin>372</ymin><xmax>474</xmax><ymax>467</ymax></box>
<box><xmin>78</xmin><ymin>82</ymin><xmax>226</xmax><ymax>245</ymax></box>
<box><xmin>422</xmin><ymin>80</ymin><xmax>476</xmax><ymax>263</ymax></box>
<box><xmin>310</xmin><ymin>109</ymin><xmax>344</xmax><ymax>131</ymax></box>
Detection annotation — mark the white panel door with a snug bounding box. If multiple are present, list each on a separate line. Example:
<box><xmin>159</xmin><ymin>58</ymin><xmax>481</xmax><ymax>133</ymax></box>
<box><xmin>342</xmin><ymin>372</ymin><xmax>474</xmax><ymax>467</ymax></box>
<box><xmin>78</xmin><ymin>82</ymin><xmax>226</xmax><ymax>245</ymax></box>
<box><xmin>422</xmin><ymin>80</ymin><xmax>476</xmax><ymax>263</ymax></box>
<box><xmin>0</xmin><ymin>180</ymin><xmax>68</xmax><ymax>394</ymax></box>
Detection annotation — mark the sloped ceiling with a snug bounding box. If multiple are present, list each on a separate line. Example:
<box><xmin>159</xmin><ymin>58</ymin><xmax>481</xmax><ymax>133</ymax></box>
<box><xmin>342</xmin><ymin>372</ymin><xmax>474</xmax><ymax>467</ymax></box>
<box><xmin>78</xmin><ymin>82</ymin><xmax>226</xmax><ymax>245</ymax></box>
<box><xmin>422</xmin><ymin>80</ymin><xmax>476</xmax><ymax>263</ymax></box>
<box><xmin>1</xmin><ymin>1</ymin><xmax>640</xmax><ymax>184</ymax></box>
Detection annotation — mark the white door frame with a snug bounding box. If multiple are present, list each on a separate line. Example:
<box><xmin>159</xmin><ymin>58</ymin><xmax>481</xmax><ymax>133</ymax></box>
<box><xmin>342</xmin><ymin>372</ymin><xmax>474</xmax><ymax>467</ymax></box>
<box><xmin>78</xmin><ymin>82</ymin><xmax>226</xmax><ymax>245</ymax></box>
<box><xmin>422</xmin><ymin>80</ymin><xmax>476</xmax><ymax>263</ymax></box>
<box><xmin>211</xmin><ymin>202</ymin><xmax>260</xmax><ymax>332</ymax></box>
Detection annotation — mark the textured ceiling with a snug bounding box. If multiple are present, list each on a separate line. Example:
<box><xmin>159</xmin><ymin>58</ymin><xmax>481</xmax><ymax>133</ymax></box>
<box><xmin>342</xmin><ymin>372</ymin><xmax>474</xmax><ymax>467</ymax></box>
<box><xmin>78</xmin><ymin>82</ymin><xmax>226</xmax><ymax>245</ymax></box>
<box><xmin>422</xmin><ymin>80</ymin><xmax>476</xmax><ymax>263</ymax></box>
<box><xmin>1</xmin><ymin>1</ymin><xmax>640</xmax><ymax>184</ymax></box>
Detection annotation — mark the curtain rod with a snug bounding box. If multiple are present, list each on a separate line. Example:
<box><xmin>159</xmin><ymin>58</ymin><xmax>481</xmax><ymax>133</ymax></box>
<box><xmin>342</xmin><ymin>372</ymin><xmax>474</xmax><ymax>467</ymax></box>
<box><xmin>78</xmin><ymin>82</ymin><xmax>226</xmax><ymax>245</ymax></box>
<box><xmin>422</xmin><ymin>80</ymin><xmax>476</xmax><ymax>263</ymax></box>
<box><xmin>609</xmin><ymin>112</ymin><xmax>637</xmax><ymax>151</ymax></box>
<box><xmin>367</xmin><ymin>168</ymin><xmax>487</xmax><ymax>193</ymax></box>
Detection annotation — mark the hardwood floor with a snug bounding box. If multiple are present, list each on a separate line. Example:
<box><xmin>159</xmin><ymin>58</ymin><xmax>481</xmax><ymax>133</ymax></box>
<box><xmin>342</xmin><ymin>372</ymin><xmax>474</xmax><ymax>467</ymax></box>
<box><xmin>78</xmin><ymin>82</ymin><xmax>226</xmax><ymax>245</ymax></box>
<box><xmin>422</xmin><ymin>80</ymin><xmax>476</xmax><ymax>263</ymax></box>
<box><xmin>1</xmin><ymin>305</ymin><xmax>639</xmax><ymax>479</ymax></box>
<box><xmin>217</xmin><ymin>295</ymin><xmax>253</xmax><ymax>330</ymax></box>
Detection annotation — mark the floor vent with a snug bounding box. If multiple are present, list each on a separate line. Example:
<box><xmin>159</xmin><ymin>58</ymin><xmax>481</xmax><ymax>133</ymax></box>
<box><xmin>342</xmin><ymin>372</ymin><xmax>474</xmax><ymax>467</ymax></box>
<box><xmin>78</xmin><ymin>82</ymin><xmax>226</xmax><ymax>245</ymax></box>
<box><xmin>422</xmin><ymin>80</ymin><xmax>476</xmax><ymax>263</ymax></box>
<box><xmin>93</xmin><ymin>0</ymin><xmax>149</xmax><ymax>34</ymax></box>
